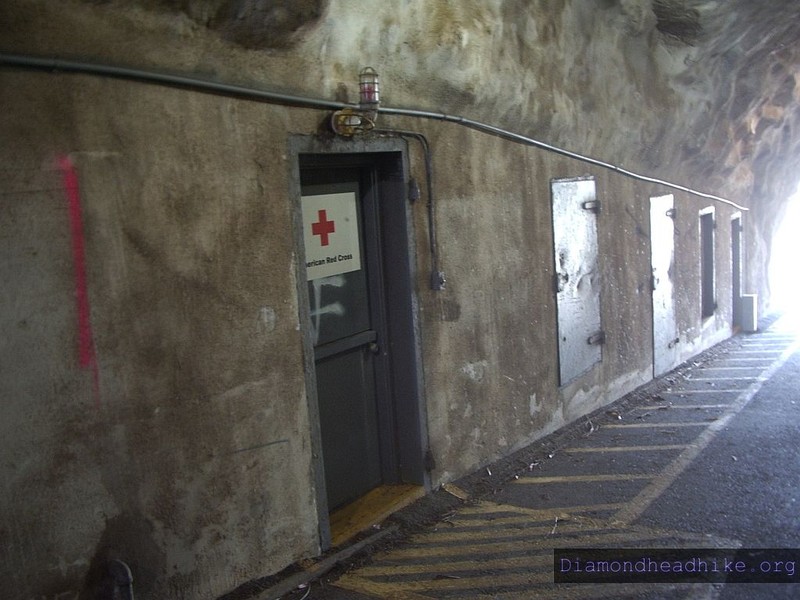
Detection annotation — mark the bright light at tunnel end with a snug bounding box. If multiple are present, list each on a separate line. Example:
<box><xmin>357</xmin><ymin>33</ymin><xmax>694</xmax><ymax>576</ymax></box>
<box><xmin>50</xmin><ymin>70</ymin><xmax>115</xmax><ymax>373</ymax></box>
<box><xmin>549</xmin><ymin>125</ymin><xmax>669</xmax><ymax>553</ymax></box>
<box><xmin>769</xmin><ymin>185</ymin><xmax>800</xmax><ymax>332</ymax></box>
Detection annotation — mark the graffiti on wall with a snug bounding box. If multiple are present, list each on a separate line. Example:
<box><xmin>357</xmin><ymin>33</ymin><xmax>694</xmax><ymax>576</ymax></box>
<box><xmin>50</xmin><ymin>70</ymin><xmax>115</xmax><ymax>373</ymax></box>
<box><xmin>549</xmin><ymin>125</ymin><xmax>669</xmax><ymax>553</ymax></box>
<box><xmin>58</xmin><ymin>155</ymin><xmax>100</xmax><ymax>407</ymax></box>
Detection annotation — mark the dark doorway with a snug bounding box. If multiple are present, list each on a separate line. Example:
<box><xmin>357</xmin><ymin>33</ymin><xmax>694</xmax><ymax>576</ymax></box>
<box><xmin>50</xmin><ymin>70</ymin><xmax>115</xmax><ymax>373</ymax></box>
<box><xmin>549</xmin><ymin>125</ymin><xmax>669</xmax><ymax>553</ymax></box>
<box><xmin>731</xmin><ymin>216</ymin><xmax>742</xmax><ymax>330</ymax></box>
<box><xmin>700</xmin><ymin>210</ymin><xmax>716</xmax><ymax>318</ymax></box>
<box><xmin>301</xmin><ymin>163</ymin><xmax>387</xmax><ymax>510</ymax></box>
<box><xmin>294</xmin><ymin>145</ymin><xmax>428</xmax><ymax>532</ymax></box>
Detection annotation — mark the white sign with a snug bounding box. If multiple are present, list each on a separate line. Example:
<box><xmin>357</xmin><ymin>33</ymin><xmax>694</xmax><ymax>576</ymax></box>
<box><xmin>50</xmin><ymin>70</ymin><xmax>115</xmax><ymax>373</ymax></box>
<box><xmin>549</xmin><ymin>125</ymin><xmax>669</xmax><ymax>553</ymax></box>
<box><xmin>301</xmin><ymin>192</ymin><xmax>362</xmax><ymax>280</ymax></box>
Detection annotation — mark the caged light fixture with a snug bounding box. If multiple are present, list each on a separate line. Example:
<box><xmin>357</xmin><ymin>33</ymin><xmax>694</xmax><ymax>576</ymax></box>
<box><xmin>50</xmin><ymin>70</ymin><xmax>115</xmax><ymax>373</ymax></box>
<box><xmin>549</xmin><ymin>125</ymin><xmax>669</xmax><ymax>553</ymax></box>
<box><xmin>331</xmin><ymin>67</ymin><xmax>380</xmax><ymax>136</ymax></box>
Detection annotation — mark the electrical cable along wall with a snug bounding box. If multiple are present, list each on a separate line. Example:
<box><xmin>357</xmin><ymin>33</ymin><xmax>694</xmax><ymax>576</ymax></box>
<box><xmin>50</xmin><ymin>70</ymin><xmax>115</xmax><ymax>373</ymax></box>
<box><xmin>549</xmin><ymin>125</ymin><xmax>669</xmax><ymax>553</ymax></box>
<box><xmin>0</xmin><ymin>52</ymin><xmax>748</xmax><ymax>213</ymax></box>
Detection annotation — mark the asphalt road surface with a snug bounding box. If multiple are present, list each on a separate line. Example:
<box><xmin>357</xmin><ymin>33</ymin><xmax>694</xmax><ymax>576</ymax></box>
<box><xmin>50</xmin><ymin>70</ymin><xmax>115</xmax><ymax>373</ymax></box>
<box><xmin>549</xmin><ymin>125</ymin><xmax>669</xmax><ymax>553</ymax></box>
<box><xmin>236</xmin><ymin>314</ymin><xmax>800</xmax><ymax>600</ymax></box>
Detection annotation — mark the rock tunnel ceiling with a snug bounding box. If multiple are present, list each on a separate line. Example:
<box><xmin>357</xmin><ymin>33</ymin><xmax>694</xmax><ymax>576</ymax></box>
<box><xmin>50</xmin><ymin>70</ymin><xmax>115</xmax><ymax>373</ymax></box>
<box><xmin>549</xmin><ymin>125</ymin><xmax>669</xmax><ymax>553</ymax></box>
<box><xmin>59</xmin><ymin>0</ymin><xmax>799</xmax><ymax>235</ymax></box>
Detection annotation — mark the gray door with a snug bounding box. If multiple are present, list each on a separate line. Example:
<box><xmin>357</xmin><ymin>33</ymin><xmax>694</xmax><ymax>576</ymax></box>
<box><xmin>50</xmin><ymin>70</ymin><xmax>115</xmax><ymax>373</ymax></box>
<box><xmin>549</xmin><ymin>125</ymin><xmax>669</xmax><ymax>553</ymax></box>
<box><xmin>650</xmin><ymin>194</ymin><xmax>679</xmax><ymax>377</ymax></box>
<box><xmin>551</xmin><ymin>177</ymin><xmax>603</xmax><ymax>386</ymax></box>
<box><xmin>301</xmin><ymin>164</ymin><xmax>389</xmax><ymax>511</ymax></box>
<box><xmin>731</xmin><ymin>216</ymin><xmax>742</xmax><ymax>330</ymax></box>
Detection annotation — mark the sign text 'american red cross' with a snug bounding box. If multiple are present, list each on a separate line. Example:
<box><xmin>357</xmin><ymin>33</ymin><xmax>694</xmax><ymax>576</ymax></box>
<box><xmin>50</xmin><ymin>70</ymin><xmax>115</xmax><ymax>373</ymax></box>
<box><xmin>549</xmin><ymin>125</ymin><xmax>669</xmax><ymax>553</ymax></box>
<box><xmin>301</xmin><ymin>192</ymin><xmax>362</xmax><ymax>280</ymax></box>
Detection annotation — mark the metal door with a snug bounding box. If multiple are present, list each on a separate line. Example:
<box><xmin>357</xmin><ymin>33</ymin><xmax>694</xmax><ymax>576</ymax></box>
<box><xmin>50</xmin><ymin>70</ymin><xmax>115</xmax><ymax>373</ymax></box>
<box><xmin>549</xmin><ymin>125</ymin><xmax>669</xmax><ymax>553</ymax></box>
<box><xmin>650</xmin><ymin>194</ymin><xmax>679</xmax><ymax>377</ymax></box>
<box><xmin>700</xmin><ymin>209</ymin><xmax>716</xmax><ymax>318</ymax></box>
<box><xmin>731</xmin><ymin>216</ymin><xmax>742</xmax><ymax>330</ymax></box>
<box><xmin>301</xmin><ymin>165</ymin><xmax>388</xmax><ymax>511</ymax></box>
<box><xmin>551</xmin><ymin>177</ymin><xmax>603</xmax><ymax>386</ymax></box>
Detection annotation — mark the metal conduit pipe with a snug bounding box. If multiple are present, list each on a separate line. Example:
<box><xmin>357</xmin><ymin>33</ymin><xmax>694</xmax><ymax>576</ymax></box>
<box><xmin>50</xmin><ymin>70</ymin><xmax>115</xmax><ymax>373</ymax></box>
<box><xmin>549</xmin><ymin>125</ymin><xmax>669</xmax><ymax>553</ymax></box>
<box><xmin>0</xmin><ymin>52</ymin><xmax>748</xmax><ymax>212</ymax></box>
<box><xmin>374</xmin><ymin>129</ymin><xmax>444</xmax><ymax>290</ymax></box>
<box><xmin>379</xmin><ymin>106</ymin><xmax>749</xmax><ymax>211</ymax></box>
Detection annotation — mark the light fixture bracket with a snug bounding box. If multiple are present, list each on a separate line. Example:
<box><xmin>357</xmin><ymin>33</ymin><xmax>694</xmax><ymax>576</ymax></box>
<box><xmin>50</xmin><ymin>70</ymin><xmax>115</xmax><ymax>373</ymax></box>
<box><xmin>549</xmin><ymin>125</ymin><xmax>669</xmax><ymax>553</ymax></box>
<box><xmin>330</xmin><ymin>108</ymin><xmax>375</xmax><ymax>137</ymax></box>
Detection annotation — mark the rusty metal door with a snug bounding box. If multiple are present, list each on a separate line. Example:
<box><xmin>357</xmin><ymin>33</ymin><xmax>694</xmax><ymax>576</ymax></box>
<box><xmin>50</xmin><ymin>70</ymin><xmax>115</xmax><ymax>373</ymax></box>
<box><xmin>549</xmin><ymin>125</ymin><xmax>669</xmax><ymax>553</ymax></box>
<box><xmin>301</xmin><ymin>163</ymin><xmax>388</xmax><ymax>511</ymax></box>
<box><xmin>731</xmin><ymin>216</ymin><xmax>742</xmax><ymax>330</ymax></box>
<box><xmin>551</xmin><ymin>177</ymin><xmax>603</xmax><ymax>386</ymax></box>
<box><xmin>650</xmin><ymin>194</ymin><xmax>679</xmax><ymax>377</ymax></box>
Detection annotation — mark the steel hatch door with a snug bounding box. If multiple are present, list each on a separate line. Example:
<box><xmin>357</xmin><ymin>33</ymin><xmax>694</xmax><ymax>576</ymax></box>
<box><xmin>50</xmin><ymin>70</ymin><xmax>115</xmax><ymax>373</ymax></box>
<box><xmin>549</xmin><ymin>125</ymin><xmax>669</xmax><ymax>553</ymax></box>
<box><xmin>731</xmin><ymin>216</ymin><xmax>742</xmax><ymax>330</ymax></box>
<box><xmin>551</xmin><ymin>177</ymin><xmax>602</xmax><ymax>386</ymax></box>
<box><xmin>301</xmin><ymin>168</ymin><xmax>384</xmax><ymax>511</ymax></box>
<box><xmin>650</xmin><ymin>194</ymin><xmax>679</xmax><ymax>377</ymax></box>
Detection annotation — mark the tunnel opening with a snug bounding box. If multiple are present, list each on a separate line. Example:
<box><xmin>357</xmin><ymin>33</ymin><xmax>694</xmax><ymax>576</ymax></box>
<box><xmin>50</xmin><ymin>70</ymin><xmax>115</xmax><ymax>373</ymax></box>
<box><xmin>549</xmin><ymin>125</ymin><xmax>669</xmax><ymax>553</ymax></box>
<box><xmin>768</xmin><ymin>184</ymin><xmax>800</xmax><ymax>327</ymax></box>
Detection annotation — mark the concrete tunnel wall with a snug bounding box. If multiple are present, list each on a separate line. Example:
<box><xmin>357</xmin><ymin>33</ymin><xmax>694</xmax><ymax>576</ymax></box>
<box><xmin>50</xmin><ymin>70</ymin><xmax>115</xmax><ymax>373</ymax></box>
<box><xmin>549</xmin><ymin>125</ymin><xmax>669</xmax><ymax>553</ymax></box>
<box><xmin>0</xmin><ymin>0</ymin><xmax>794</xmax><ymax>598</ymax></box>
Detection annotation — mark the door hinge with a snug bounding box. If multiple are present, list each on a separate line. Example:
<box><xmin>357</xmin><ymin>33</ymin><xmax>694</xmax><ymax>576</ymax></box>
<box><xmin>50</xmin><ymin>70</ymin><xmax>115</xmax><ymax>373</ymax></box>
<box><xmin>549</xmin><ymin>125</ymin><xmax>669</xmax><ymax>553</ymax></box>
<box><xmin>424</xmin><ymin>448</ymin><xmax>437</xmax><ymax>472</ymax></box>
<box><xmin>431</xmin><ymin>270</ymin><xmax>446</xmax><ymax>291</ymax></box>
<box><xmin>666</xmin><ymin>208</ymin><xmax>676</xmax><ymax>219</ymax></box>
<box><xmin>582</xmin><ymin>200</ymin><xmax>601</xmax><ymax>214</ymax></box>
<box><xmin>554</xmin><ymin>272</ymin><xmax>569</xmax><ymax>294</ymax></box>
<box><xmin>587</xmin><ymin>330</ymin><xmax>606</xmax><ymax>346</ymax></box>
<box><xmin>408</xmin><ymin>177</ymin><xmax>421</xmax><ymax>203</ymax></box>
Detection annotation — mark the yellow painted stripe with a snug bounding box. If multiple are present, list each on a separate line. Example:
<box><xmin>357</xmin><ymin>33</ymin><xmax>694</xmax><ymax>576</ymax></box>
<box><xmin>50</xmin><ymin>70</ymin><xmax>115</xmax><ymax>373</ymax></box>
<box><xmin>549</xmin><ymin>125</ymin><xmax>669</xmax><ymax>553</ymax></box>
<box><xmin>513</xmin><ymin>473</ymin><xmax>653</xmax><ymax>484</ymax></box>
<box><xmin>438</xmin><ymin>514</ymin><xmax>569</xmax><ymax>528</ymax></box>
<box><xmin>565</xmin><ymin>444</ymin><xmax>688</xmax><ymax>453</ymax></box>
<box><xmin>457</xmin><ymin>501</ymin><xmax>626</xmax><ymax>520</ymax></box>
<box><xmin>603</xmin><ymin>422</ymin><xmax>706</xmax><ymax>428</ymax></box>
<box><xmin>379</xmin><ymin>526</ymin><xmax>678</xmax><ymax>561</ymax></box>
<box><xmin>688</xmin><ymin>376</ymin><xmax>757</xmax><ymax>381</ymax></box>
<box><xmin>485</xmin><ymin>582</ymin><xmax>706</xmax><ymax>600</ymax></box>
<box><xmin>410</xmin><ymin>522</ymin><xmax>604</xmax><ymax>544</ymax></box>
<box><xmin>336</xmin><ymin>569</ymin><xmax>554</xmax><ymax>594</ymax></box>
<box><xmin>632</xmin><ymin>403</ymin><xmax>729</xmax><ymax>408</ymax></box>
<box><xmin>659</xmin><ymin>389</ymin><xmax>740</xmax><ymax>393</ymax></box>
<box><xmin>702</xmin><ymin>366</ymin><xmax>762</xmax><ymax>370</ymax></box>
<box><xmin>371</xmin><ymin>536</ymin><xmax>562</xmax><ymax>560</ymax></box>
<box><xmin>525</xmin><ymin>528</ymin><xmax>690</xmax><ymax>550</ymax></box>
<box><xmin>354</xmin><ymin>553</ymin><xmax>551</xmax><ymax>576</ymax></box>
<box><xmin>338</xmin><ymin>531</ymin><xmax>689</xmax><ymax>594</ymax></box>
<box><xmin>438</xmin><ymin>512</ymin><xmax>612</xmax><ymax>531</ymax></box>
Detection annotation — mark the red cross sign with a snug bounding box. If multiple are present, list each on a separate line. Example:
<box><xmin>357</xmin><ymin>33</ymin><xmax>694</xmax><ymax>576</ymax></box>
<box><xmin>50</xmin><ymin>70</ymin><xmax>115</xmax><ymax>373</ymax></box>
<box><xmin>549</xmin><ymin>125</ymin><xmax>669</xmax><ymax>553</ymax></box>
<box><xmin>311</xmin><ymin>209</ymin><xmax>336</xmax><ymax>246</ymax></box>
<box><xmin>302</xmin><ymin>192</ymin><xmax>362</xmax><ymax>280</ymax></box>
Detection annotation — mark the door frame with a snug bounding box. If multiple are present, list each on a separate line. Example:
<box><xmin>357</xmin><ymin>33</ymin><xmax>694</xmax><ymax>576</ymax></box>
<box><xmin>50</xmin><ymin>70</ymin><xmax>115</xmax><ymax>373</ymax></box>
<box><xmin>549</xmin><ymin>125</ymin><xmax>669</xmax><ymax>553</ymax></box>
<box><xmin>550</xmin><ymin>176</ymin><xmax>603</xmax><ymax>387</ymax></box>
<box><xmin>731</xmin><ymin>213</ymin><xmax>743</xmax><ymax>331</ymax></box>
<box><xmin>288</xmin><ymin>135</ymin><xmax>430</xmax><ymax>549</ymax></box>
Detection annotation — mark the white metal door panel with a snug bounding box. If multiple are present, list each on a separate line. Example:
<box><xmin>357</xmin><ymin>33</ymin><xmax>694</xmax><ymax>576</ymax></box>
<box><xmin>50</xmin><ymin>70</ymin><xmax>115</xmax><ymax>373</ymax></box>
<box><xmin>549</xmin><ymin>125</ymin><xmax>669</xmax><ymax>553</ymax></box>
<box><xmin>650</xmin><ymin>194</ymin><xmax>679</xmax><ymax>376</ymax></box>
<box><xmin>551</xmin><ymin>177</ymin><xmax>602</xmax><ymax>386</ymax></box>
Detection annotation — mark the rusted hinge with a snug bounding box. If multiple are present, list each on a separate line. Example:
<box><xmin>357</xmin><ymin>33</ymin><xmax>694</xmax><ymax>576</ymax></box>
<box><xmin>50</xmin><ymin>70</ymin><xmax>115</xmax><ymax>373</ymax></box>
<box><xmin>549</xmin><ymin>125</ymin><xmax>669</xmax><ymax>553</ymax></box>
<box><xmin>582</xmin><ymin>200</ymin><xmax>601</xmax><ymax>213</ymax></box>
<box><xmin>587</xmin><ymin>330</ymin><xmax>606</xmax><ymax>346</ymax></box>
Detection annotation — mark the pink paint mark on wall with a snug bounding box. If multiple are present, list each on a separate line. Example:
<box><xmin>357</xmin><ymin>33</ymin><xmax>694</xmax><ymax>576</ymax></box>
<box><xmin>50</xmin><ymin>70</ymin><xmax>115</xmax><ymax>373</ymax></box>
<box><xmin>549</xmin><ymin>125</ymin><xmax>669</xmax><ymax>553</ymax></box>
<box><xmin>58</xmin><ymin>155</ymin><xmax>101</xmax><ymax>407</ymax></box>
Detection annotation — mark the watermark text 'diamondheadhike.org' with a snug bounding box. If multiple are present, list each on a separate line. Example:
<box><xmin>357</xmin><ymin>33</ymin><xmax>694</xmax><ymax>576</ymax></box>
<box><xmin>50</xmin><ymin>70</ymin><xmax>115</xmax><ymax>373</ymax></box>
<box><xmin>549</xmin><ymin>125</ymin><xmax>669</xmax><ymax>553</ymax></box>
<box><xmin>554</xmin><ymin>548</ymin><xmax>799</xmax><ymax>584</ymax></box>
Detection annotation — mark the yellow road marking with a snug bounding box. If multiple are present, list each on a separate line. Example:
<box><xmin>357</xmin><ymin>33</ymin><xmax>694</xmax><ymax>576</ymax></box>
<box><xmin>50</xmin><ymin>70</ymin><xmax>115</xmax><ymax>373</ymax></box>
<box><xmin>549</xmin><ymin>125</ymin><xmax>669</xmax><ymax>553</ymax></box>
<box><xmin>476</xmin><ymin>582</ymin><xmax>709</xmax><ymax>600</ymax></box>
<box><xmin>336</xmin><ymin>570</ymin><xmax>554</xmax><ymax>595</ymax></box>
<box><xmin>660</xmin><ymin>389</ymin><xmax>740</xmax><ymax>394</ymax></box>
<box><xmin>513</xmin><ymin>473</ymin><xmax>653</xmax><ymax>484</ymax></box>
<box><xmin>603</xmin><ymin>422</ymin><xmax>706</xmax><ymax>428</ymax></box>
<box><xmin>412</xmin><ymin>522</ymin><xmax>603</xmax><ymax>544</ymax></box>
<box><xmin>441</xmin><ymin>513</ymin><xmax>616</xmax><ymax>531</ymax></box>
<box><xmin>565</xmin><ymin>444</ymin><xmax>688</xmax><ymax>453</ymax></box>
<box><xmin>632</xmin><ymin>403</ymin><xmax>729</xmax><ymax>408</ymax></box>
<box><xmin>687</xmin><ymin>376</ymin><xmax>757</xmax><ymax>381</ymax></box>
<box><xmin>458</xmin><ymin>501</ymin><xmax>626</xmax><ymax>520</ymax></box>
<box><xmin>354</xmin><ymin>553</ymin><xmax>551</xmax><ymax>576</ymax></box>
